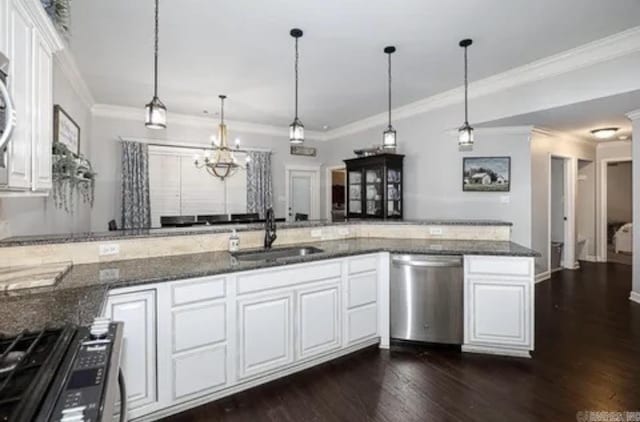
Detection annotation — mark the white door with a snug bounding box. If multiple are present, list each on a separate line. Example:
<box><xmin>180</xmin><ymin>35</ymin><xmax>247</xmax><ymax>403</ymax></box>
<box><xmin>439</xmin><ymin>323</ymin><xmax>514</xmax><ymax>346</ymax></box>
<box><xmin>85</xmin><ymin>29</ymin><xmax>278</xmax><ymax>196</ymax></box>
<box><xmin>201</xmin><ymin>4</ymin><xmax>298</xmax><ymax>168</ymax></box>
<box><xmin>237</xmin><ymin>292</ymin><xmax>294</xmax><ymax>379</ymax></box>
<box><xmin>104</xmin><ymin>290</ymin><xmax>158</xmax><ymax>417</ymax></box>
<box><xmin>287</xmin><ymin>168</ymin><xmax>319</xmax><ymax>221</ymax></box>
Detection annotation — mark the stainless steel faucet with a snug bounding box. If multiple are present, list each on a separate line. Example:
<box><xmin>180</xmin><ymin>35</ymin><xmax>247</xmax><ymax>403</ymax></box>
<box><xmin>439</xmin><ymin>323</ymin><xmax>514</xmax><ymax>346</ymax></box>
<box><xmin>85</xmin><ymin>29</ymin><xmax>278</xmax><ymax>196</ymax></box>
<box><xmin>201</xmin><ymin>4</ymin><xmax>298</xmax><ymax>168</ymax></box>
<box><xmin>264</xmin><ymin>207</ymin><xmax>277</xmax><ymax>249</ymax></box>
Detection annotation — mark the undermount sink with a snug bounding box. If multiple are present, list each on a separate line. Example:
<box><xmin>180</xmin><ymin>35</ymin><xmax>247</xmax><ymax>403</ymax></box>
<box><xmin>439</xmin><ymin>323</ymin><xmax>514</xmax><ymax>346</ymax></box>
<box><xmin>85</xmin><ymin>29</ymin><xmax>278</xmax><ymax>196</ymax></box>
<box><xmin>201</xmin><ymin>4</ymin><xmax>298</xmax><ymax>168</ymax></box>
<box><xmin>232</xmin><ymin>246</ymin><xmax>324</xmax><ymax>262</ymax></box>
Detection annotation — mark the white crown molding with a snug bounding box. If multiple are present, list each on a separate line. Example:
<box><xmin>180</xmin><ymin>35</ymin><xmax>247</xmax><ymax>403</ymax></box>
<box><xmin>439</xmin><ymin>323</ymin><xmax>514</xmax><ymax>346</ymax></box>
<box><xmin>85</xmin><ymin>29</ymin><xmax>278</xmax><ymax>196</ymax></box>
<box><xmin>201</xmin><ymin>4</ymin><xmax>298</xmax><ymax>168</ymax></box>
<box><xmin>118</xmin><ymin>136</ymin><xmax>272</xmax><ymax>152</ymax></box>
<box><xmin>92</xmin><ymin>104</ymin><xmax>326</xmax><ymax>141</ymax></box>
<box><xmin>531</xmin><ymin>127</ymin><xmax>596</xmax><ymax>147</ymax></box>
<box><xmin>626</xmin><ymin>108</ymin><xmax>640</xmax><ymax>121</ymax></box>
<box><xmin>325</xmin><ymin>25</ymin><xmax>640</xmax><ymax>141</ymax></box>
<box><xmin>20</xmin><ymin>0</ymin><xmax>64</xmax><ymax>52</ymax></box>
<box><xmin>53</xmin><ymin>48</ymin><xmax>96</xmax><ymax>109</ymax></box>
<box><xmin>445</xmin><ymin>125</ymin><xmax>534</xmax><ymax>137</ymax></box>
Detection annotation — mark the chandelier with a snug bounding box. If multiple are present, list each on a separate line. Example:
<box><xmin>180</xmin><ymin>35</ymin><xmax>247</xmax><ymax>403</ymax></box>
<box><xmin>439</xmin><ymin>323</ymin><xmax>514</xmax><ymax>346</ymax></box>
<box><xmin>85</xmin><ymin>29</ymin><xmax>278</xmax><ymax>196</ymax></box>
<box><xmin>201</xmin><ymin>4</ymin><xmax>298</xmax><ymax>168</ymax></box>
<box><xmin>194</xmin><ymin>95</ymin><xmax>248</xmax><ymax>180</ymax></box>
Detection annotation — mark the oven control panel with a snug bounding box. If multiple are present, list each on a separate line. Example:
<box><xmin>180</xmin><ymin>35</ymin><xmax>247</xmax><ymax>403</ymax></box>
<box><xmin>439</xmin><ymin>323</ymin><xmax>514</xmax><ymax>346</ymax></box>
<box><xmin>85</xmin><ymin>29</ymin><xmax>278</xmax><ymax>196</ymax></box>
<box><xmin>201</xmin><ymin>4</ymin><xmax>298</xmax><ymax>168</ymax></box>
<box><xmin>51</xmin><ymin>320</ymin><xmax>119</xmax><ymax>422</ymax></box>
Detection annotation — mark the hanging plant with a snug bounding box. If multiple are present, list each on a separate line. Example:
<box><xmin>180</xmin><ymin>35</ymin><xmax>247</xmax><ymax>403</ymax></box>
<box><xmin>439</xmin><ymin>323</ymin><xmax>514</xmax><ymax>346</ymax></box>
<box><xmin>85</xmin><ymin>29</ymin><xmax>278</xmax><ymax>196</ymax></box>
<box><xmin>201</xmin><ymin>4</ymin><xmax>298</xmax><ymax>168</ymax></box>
<box><xmin>41</xmin><ymin>0</ymin><xmax>72</xmax><ymax>38</ymax></box>
<box><xmin>52</xmin><ymin>141</ymin><xmax>96</xmax><ymax>213</ymax></box>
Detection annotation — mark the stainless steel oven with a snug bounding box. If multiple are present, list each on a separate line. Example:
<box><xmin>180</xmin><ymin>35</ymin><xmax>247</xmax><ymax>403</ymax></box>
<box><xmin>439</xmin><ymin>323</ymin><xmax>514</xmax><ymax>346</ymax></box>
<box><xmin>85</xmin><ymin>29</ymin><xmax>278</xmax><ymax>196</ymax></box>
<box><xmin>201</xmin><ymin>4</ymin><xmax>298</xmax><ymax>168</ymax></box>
<box><xmin>0</xmin><ymin>51</ymin><xmax>17</xmax><ymax>185</ymax></box>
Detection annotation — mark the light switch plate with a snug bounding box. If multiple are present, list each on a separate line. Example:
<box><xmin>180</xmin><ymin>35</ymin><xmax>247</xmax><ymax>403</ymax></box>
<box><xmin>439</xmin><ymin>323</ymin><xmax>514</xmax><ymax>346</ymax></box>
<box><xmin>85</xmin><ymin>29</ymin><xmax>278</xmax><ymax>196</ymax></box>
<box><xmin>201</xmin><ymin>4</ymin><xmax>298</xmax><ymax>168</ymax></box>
<box><xmin>429</xmin><ymin>227</ymin><xmax>443</xmax><ymax>235</ymax></box>
<box><xmin>338</xmin><ymin>228</ymin><xmax>350</xmax><ymax>236</ymax></box>
<box><xmin>99</xmin><ymin>268</ymin><xmax>120</xmax><ymax>281</ymax></box>
<box><xmin>99</xmin><ymin>243</ymin><xmax>120</xmax><ymax>256</ymax></box>
<box><xmin>500</xmin><ymin>195</ymin><xmax>511</xmax><ymax>204</ymax></box>
<box><xmin>311</xmin><ymin>229</ymin><xmax>323</xmax><ymax>237</ymax></box>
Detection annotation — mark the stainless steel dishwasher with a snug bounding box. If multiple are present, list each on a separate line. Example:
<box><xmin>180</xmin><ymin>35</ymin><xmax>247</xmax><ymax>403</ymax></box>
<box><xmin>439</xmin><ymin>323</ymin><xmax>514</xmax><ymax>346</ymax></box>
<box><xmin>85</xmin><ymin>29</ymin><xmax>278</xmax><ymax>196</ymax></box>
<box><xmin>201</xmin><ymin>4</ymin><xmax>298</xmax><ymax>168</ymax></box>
<box><xmin>390</xmin><ymin>255</ymin><xmax>463</xmax><ymax>344</ymax></box>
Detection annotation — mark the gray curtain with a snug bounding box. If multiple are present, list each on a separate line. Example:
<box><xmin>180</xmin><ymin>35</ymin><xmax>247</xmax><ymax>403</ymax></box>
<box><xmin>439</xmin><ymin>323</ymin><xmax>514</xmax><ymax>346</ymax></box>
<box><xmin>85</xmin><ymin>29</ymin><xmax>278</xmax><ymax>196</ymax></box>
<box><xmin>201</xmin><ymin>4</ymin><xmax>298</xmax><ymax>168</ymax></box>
<box><xmin>121</xmin><ymin>141</ymin><xmax>151</xmax><ymax>229</ymax></box>
<box><xmin>246</xmin><ymin>151</ymin><xmax>273</xmax><ymax>219</ymax></box>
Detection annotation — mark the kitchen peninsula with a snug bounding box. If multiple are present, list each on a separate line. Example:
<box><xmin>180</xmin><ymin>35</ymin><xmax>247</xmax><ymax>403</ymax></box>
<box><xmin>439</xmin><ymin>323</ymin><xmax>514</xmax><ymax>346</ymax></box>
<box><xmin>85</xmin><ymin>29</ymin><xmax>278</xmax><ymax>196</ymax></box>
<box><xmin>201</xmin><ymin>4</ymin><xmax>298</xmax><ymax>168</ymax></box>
<box><xmin>0</xmin><ymin>219</ymin><xmax>539</xmax><ymax>421</ymax></box>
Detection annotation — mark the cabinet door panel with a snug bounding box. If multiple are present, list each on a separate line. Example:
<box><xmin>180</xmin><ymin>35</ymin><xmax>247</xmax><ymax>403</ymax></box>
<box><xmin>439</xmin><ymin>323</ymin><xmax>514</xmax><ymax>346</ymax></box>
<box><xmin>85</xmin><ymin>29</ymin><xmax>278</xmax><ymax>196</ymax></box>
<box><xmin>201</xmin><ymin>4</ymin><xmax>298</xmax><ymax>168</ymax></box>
<box><xmin>32</xmin><ymin>34</ymin><xmax>52</xmax><ymax>190</ymax></box>
<box><xmin>172</xmin><ymin>303</ymin><xmax>226</xmax><ymax>353</ymax></box>
<box><xmin>238</xmin><ymin>293</ymin><xmax>293</xmax><ymax>379</ymax></box>
<box><xmin>347</xmin><ymin>272</ymin><xmax>377</xmax><ymax>309</ymax></box>
<box><xmin>467</xmin><ymin>278</ymin><xmax>530</xmax><ymax>347</ymax></box>
<box><xmin>173</xmin><ymin>345</ymin><xmax>226</xmax><ymax>401</ymax></box>
<box><xmin>105</xmin><ymin>290</ymin><xmax>158</xmax><ymax>415</ymax></box>
<box><xmin>297</xmin><ymin>283</ymin><xmax>340</xmax><ymax>359</ymax></box>
<box><xmin>346</xmin><ymin>303</ymin><xmax>378</xmax><ymax>344</ymax></box>
<box><xmin>6</xmin><ymin>0</ymin><xmax>32</xmax><ymax>188</ymax></box>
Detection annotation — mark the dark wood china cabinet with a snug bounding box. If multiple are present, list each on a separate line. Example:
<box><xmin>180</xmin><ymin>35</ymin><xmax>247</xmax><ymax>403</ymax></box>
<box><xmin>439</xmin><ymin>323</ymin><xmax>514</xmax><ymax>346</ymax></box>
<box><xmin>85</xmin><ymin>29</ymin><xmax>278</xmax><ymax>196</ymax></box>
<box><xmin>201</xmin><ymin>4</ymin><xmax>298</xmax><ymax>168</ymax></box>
<box><xmin>344</xmin><ymin>153</ymin><xmax>404</xmax><ymax>219</ymax></box>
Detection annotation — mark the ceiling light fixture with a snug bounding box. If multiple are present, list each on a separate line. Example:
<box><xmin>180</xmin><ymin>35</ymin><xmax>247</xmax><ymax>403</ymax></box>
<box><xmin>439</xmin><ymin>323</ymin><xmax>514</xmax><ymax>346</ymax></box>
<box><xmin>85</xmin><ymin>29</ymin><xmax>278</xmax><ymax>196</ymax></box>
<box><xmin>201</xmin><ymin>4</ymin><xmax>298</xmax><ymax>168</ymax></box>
<box><xmin>382</xmin><ymin>46</ymin><xmax>397</xmax><ymax>150</ymax></box>
<box><xmin>590</xmin><ymin>127</ymin><xmax>619</xmax><ymax>139</ymax></box>
<box><xmin>194</xmin><ymin>95</ymin><xmax>248</xmax><ymax>180</ymax></box>
<box><xmin>145</xmin><ymin>0</ymin><xmax>166</xmax><ymax>129</ymax></box>
<box><xmin>289</xmin><ymin>28</ymin><xmax>304</xmax><ymax>145</ymax></box>
<box><xmin>458</xmin><ymin>38</ymin><xmax>474</xmax><ymax>149</ymax></box>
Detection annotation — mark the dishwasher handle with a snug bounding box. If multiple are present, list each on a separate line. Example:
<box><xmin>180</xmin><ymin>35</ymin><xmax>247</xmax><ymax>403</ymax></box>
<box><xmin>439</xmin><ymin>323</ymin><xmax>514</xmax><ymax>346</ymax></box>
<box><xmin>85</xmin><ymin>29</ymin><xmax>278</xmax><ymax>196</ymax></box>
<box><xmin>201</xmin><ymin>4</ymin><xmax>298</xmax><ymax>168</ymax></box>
<box><xmin>391</xmin><ymin>255</ymin><xmax>462</xmax><ymax>268</ymax></box>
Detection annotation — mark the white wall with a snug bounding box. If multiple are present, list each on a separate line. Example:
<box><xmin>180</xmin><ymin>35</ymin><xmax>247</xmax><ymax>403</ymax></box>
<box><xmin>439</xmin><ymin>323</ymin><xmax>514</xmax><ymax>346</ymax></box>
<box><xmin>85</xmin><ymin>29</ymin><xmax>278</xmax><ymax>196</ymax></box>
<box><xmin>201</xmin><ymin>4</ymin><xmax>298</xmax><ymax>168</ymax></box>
<box><xmin>630</xmin><ymin>114</ymin><xmax>640</xmax><ymax>299</ymax></box>
<box><xmin>577</xmin><ymin>159</ymin><xmax>596</xmax><ymax>260</ymax></box>
<box><xmin>530</xmin><ymin>132</ymin><xmax>596</xmax><ymax>274</ymax></box>
<box><xmin>550</xmin><ymin>158</ymin><xmax>565</xmax><ymax>243</ymax></box>
<box><xmin>607</xmin><ymin>161</ymin><xmax>633</xmax><ymax>223</ymax></box>
<box><xmin>0</xmin><ymin>59</ymin><xmax>92</xmax><ymax>237</ymax></box>
<box><xmin>89</xmin><ymin>113</ymin><xmax>325</xmax><ymax>232</ymax></box>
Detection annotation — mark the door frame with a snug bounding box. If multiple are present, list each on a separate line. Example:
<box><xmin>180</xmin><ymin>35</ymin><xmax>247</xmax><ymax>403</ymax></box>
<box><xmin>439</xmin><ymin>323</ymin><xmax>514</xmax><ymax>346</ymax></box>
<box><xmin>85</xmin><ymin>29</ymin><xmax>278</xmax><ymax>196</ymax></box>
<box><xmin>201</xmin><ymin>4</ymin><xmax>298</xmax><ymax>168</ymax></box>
<box><xmin>325</xmin><ymin>165</ymin><xmax>346</xmax><ymax>221</ymax></box>
<box><xmin>547</xmin><ymin>154</ymin><xmax>577</xmax><ymax>272</ymax></box>
<box><xmin>597</xmin><ymin>157</ymin><xmax>632</xmax><ymax>261</ymax></box>
<box><xmin>285</xmin><ymin>164</ymin><xmax>321</xmax><ymax>222</ymax></box>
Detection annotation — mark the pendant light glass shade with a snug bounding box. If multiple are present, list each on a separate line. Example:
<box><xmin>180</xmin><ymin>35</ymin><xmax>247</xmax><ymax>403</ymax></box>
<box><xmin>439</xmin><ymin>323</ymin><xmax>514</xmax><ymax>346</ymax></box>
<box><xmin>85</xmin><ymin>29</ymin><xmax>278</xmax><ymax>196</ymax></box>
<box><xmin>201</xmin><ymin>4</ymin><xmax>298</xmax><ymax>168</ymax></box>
<box><xmin>289</xmin><ymin>28</ymin><xmax>304</xmax><ymax>145</ymax></box>
<box><xmin>458</xmin><ymin>39</ymin><xmax>473</xmax><ymax>149</ymax></box>
<box><xmin>145</xmin><ymin>0</ymin><xmax>166</xmax><ymax>130</ymax></box>
<box><xmin>382</xmin><ymin>46</ymin><xmax>397</xmax><ymax>150</ymax></box>
<box><xmin>145</xmin><ymin>96</ymin><xmax>166</xmax><ymax>129</ymax></box>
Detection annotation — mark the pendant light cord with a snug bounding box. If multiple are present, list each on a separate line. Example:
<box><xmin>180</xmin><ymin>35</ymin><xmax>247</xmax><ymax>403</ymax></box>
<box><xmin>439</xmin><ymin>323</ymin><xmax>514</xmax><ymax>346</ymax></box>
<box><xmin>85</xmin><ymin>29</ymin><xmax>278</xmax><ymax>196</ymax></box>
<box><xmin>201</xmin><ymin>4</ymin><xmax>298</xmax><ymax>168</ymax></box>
<box><xmin>294</xmin><ymin>36</ymin><xmax>299</xmax><ymax>120</ymax></box>
<box><xmin>220</xmin><ymin>97</ymin><xmax>225</xmax><ymax>124</ymax></box>
<box><xmin>387</xmin><ymin>51</ymin><xmax>392</xmax><ymax>128</ymax></box>
<box><xmin>153</xmin><ymin>0</ymin><xmax>159</xmax><ymax>98</ymax></box>
<box><xmin>463</xmin><ymin>45</ymin><xmax>468</xmax><ymax>124</ymax></box>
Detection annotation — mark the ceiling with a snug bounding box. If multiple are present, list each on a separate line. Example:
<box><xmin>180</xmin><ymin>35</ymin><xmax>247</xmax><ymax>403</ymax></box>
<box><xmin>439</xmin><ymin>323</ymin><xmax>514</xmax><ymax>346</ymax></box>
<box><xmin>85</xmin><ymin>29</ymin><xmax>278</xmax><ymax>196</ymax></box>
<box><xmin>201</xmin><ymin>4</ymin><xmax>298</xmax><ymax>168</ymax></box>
<box><xmin>478</xmin><ymin>90</ymin><xmax>640</xmax><ymax>142</ymax></box>
<box><xmin>68</xmin><ymin>0</ymin><xmax>640</xmax><ymax>130</ymax></box>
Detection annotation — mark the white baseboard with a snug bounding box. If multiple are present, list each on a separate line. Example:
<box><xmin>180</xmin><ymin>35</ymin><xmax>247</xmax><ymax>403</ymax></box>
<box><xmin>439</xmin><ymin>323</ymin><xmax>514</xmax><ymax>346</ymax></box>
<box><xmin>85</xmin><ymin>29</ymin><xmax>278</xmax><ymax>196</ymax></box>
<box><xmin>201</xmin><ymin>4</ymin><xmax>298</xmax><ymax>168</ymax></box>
<box><xmin>630</xmin><ymin>291</ymin><xmax>640</xmax><ymax>304</ymax></box>
<box><xmin>583</xmin><ymin>255</ymin><xmax>599</xmax><ymax>263</ymax></box>
<box><xmin>462</xmin><ymin>344</ymin><xmax>531</xmax><ymax>359</ymax></box>
<box><xmin>535</xmin><ymin>271</ymin><xmax>551</xmax><ymax>283</ymax></box>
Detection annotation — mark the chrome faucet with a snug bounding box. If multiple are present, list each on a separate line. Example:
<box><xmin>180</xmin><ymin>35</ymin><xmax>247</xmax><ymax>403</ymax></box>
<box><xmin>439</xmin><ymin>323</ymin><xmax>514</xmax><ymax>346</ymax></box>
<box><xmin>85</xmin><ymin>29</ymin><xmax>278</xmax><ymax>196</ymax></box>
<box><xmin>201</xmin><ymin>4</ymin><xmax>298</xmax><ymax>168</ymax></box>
<box><xmin>264</xmin><ymin>207</ymin><xmax>277</xmax><ymax>249</ymax></box>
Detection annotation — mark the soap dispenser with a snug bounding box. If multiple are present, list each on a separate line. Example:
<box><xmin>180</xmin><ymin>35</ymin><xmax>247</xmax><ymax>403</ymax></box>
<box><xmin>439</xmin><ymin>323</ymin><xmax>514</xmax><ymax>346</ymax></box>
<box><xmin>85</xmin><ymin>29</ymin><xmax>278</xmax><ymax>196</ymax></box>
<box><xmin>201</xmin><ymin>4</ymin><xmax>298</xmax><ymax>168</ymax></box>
<box><xmin>229</xmin><ymin>229</ymin><xmax>240</xmax><ymax>252</ymax></box>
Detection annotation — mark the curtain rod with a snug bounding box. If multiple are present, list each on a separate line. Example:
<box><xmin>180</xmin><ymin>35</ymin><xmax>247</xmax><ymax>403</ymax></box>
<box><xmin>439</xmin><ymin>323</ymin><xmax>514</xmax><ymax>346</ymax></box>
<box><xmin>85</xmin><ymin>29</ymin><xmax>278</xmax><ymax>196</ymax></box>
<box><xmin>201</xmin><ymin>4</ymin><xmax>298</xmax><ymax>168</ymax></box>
<box><xmin>118</xmin><ymin>136</ymin><xmax>273</xmax><ymax>153</ymax></box>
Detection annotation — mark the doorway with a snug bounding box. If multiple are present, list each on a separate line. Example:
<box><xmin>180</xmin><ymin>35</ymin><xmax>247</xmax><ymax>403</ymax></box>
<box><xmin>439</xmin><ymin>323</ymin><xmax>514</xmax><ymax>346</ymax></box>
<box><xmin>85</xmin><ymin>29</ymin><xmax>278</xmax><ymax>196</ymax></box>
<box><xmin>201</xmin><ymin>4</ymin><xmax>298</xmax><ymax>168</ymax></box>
<box><xmin>326</xmin><ymin>166</ymin><xmax>346</xmax><ymax>221</ymax></box>
<box><xmin>550</xmin><ymin>157</ymin><xmax>567</xmax><ymax>271</ymax></box>
<box><xmin>602</xmin><ymin>160</ymin><xmax>633</xmax><ymax>265</ymax></box>
<box><xmin>285</xmin><ymin>165</ymin><xmax>320</xmax><ymax>222</ymax></box>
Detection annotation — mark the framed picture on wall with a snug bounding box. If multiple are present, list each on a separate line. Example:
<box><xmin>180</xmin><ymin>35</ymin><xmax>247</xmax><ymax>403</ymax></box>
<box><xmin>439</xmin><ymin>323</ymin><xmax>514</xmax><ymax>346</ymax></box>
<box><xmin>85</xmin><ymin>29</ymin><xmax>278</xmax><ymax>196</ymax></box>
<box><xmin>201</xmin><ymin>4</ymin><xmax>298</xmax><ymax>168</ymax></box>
<box><xmin>463</xmin><ymin>156</ymin><xmax>511</xmax><ymax>192</ymax></box>
<box><xmin>54</xmin><ymin>105</ymin><xmax>81</xmax><ymax>154</ymax></box>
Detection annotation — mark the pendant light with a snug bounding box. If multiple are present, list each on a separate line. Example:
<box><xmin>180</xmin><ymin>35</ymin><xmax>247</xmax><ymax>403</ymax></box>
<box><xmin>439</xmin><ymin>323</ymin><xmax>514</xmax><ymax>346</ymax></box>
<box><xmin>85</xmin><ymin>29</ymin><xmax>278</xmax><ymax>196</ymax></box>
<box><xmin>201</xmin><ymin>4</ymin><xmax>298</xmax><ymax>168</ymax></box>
<box><xmin>382</xmin><ymin>46</ymin><xmax>397</xmax><ymax>150</ymax></box>
<box><xmin>145</xmin><ymin>0</ymin><xmax>166</xmax><ymax>129</ymax></box>
<box><xmin>458</xmin><ymin>38</ymin><xmax>473</xmax><ymax>149</ymax></box>
<box><xmin>289</xmin><ymin>28</ymin><xmax>304</xmax><ymax>144</ymax></box>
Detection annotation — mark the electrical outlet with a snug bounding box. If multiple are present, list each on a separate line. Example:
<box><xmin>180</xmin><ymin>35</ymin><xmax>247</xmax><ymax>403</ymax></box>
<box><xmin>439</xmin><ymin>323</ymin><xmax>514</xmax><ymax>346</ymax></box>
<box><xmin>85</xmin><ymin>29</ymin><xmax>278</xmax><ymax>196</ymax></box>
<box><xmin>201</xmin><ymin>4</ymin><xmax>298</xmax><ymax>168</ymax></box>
<box><xmin>338</xmin><ymin>228</ymin><xmax>350</xmax><ymax>236</ymax></box>
<box><xmin>311</xmin><ymin>229</ymin><xmax>323</xmax><ymax>238</ymax></box>
<box><xmin>99</xmin><ymin>243</ymin><xmax>120</xmax><ymax>256</ymax></box>
<box><xmin>500</xmin><ymin>195</ymin><xmax>511</xmax><ymax>204</ymax></box>
<box><xmin>429</xmin><ymin>227</ymin><xmax>443</xmax><ymax>236</ymax></box>
<box><xmin>99</xmin><ymin>268</ymin><xmax>120</xmax><ymax>281</ymax></box>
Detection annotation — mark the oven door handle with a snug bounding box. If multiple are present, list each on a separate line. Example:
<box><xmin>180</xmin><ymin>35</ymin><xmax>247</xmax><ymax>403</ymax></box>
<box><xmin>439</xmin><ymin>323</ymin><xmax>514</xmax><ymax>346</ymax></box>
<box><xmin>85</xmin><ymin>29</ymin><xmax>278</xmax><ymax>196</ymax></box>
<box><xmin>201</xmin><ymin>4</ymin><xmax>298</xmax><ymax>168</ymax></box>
<box><xmin>118</xmin><ymin>369</ymin><xmax>127</xmax><ymax>422</ymax></box>
<box><xmin>0</xmin><ymin>77</ymin><xmax>16</xmax><ymax>152</ymax></box>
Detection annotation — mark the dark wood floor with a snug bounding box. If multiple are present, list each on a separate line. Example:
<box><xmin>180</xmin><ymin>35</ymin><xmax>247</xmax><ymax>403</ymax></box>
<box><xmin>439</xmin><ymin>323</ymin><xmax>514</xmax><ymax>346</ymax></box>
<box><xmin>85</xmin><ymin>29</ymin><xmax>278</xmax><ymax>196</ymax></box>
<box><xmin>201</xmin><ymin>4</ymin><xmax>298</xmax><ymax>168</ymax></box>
<box><xmin>164</xmin><ymin>262</ymin><xmax>640</xmax><ymax>422</ymax></box>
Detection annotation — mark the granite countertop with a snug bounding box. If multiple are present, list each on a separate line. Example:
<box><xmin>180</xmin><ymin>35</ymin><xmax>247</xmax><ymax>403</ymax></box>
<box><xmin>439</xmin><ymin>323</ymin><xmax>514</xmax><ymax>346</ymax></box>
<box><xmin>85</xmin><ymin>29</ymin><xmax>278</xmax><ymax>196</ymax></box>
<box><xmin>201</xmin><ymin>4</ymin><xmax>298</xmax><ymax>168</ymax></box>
<box><xmin>0</xmin><ymin>219</ymin><xmax>513</xmax><ymax>247</ymax></box>
<box><xmin>0</xmin><ymin>237</ymin><xmax>537</xmax><ymax>336</ymax></box>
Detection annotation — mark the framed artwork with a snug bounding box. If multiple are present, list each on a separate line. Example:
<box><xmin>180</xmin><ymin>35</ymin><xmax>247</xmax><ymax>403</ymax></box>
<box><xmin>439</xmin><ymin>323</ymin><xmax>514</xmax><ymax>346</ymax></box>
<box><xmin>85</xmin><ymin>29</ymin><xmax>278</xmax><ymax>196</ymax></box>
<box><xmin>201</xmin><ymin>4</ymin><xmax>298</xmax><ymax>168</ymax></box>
<box><xmin>463</xmin><ymin>156</ymin><xmax>511</xmax><ymax>192</ymax></box>
<box><xmin>54</xmin><ymin>105</ymin><xmax>80</xmax><ymax>154</ymax></box>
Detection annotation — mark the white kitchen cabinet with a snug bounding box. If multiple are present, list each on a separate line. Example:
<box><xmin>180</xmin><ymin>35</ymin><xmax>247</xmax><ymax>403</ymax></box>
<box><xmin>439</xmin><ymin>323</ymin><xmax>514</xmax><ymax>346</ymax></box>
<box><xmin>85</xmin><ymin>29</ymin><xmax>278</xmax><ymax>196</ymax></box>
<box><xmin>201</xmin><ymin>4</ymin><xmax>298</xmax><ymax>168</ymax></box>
<box><xmin>104</xmin><ymin>289</ymin><xmax>159</xmax><ymax>418</ymax></box>
<box><xmin>0</xmin><ymin>0</ymin><xmax>61</xmax><ymax>194</ymax></box>
<box><xmin>296</xmin><ymin>281</ymin><xmax>341</xmax><ymax>360</ymax></box>
<box><xmin>237</xmin><ymin>291</ymin><xmax>294</xmax><ymax>379</ymax></box>
<box><xmin>463</xmin><ymin>256</ymin><xmax>534</xmax><ymax>358</ymax></box>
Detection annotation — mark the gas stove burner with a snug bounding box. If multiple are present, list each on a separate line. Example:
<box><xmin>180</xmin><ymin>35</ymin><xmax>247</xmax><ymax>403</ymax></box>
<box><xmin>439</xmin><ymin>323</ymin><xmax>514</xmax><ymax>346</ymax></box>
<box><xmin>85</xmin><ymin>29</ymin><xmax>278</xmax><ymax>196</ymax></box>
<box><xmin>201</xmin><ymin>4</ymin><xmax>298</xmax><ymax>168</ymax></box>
<box><xmin>0</xmin><ymin>351</ymin><xmax>25</xmax><ymax>374</ymax></box>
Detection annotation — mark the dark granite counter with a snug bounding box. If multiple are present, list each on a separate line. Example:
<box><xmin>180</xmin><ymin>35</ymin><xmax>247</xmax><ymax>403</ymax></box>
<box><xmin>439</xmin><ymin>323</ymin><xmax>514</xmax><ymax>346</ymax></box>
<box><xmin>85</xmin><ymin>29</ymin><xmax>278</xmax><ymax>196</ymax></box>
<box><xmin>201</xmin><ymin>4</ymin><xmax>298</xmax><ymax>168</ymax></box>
<box><xmin>0</xmin><ymin>237</ymin><xmax>537</xmax><ymax>336</ymax></box>
<box><xmin>0</xmin><ymin>219</ymin><xmax>512</xmax><ymax>247</ymax></box>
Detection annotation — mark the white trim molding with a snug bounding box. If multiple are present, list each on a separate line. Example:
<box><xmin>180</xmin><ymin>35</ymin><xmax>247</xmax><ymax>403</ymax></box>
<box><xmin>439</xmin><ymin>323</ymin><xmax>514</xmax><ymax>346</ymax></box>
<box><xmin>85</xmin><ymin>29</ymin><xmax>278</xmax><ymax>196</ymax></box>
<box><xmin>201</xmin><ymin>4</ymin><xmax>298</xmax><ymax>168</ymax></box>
<box><xmin>20</xmin><ymin>0</ymin><xmax>64</xmax><ymax>51</ymax></box>
<box><xmin>324</xmin><ymin>26</ymin><xmax>640</xmax><ymax>140</ymax></box>
<box><xmin>626</xmin><ymin>109</ymin><xmax>640</xmax><ymax>121</ymax></box>
<box><xmin>54</xmin><ymin>48</ymin><xmax>95</xmax><ymax>109</ymax></box>
<box><xmin>630</xmin><ymin>291</ymin><xmax>640</xmax><ymax>305</ymax></box>
<box><xmin>93</xmin><ymin>104</ymin><xmax>326</xmax><ymax>141</ymax></box>
<box><xmin>535</xmin><ymin>271</ymin><xmax>551</xmax><ymax>284</ymax></box>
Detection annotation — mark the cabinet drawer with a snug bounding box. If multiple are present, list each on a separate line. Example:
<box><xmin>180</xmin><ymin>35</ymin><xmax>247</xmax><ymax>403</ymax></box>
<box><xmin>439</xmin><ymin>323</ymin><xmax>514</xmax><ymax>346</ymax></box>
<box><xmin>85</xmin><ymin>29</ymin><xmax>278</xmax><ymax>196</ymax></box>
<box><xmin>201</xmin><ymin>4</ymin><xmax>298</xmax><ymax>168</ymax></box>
<box><xmin>171</xmin><ymin>277</ymin><xmax>225</xmax><ymax>306</ymax></box>
<box><xmin>172</xmin><ymin>303</ymin><xmax>226</xmax><ymax>353</ymax></box>
<box><xmin>172</xmin><ymin>345</ymin><xmax>227</xmax><ymax>401</ymax></box>
<box><xmin>347</xmin><ymin>303</ymin><xmax>378</xmax><ymax>344</ymax></box>
<box><xmin>348</xmin><ymin>255</ymin><xmax>378</xmax><ymax>275</ymax></box>
<box><xmin>466</xmin><ymin>256</ymin><xmax>533</xmax><ymax>278</ymax></box>
<box><xmin>237</xmin><ymin>261</ymin><xmax>342</xmax><ymax>295</ymax></box>
<box><xmin>347</xmin><ymin>272</ymin><xmax>377</xmax><ymax>308</ymax></box>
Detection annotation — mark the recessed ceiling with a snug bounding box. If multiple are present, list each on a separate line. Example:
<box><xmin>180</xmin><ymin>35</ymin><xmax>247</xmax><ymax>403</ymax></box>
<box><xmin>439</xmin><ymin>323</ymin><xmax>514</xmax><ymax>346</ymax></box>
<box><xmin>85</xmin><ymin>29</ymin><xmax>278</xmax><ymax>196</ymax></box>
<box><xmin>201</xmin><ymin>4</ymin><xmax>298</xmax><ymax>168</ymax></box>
<box><xmin>68</xmin><ymin>0</ymin><xmax>640</xmax><ymax>130</ymax></box>
<box><xmin>477</xmin><ymin>90</ymin><xmax>640</xmax><ymax>141</ymax></box>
